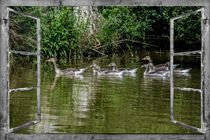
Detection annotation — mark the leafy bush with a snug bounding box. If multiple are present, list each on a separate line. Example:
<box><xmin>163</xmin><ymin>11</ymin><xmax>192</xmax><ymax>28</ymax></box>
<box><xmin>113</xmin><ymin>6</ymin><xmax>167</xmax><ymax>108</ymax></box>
<box><xmin>9</xmin><ymin>6</ymin><xmax>201</xmax><ymax>59</ymax></box>
<box><xmin>41</xmin><ymin>7</ymin><xmax>81</xmax><ymax>58</ymax></box>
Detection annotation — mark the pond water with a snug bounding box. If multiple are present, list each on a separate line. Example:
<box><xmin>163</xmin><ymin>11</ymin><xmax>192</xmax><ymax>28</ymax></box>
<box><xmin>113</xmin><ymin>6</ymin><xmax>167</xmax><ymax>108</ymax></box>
<box><xmin>10</xmin><ymin>51</ymin><xmax>201</xmax><ymax>133</ymax></box>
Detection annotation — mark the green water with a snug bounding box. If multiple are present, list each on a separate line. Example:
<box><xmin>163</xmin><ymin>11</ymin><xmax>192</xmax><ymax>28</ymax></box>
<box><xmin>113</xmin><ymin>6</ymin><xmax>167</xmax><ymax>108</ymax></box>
<box><xmin>10</xmin><ymin>51</ymin><xmax>201</xmax><ymax>133</ymax></box>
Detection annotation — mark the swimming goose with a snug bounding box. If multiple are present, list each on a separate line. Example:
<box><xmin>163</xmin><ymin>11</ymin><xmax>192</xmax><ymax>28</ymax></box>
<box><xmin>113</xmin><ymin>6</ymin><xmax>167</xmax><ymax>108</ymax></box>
<box><xmin>141</xmin><ymin>63</ymin><xmax>169</xmax><ymax>77</ymax></box>
<box><xmin>145</xmin><ymin>61</ymin><xmax>191</xmax><ymax>74</ymax></box>
<box><xmin>92</xmin><ymin>63</ymin><xmax>124</xmax><ymax>76</ymax></box>
<box><xmin>108</xmin><ymin>62</ymin><xmax>138</xmax><ymax>74</ymax></box>
<box><xmin>142</xmin><ymin>56</ymin><xmax>179</xmax><ymax>72</ymax></box>
<box><xmin>46</xmin><ymin>58</ymin><xmax>88</xmax><ymax>75</ymax></box>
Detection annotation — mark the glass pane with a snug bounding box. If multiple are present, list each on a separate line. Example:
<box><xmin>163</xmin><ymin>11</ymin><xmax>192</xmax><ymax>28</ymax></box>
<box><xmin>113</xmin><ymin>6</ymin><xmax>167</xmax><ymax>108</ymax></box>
<box><xmin>174</xmin><ymin>55</ymin><xmax>201</xmax><ymax>89</ymax></box>
<box><xmin>174</xmin><ymin>90</ymin><xmax>201</xmax><ymax>128</ymax></box>
<box><xmin>10</xmin><ymin>54</ymin><xmax>37</xmax><ymax>89</ymax></box>
<box><xmin>174</xmin><ymin>12</ymin><xmax>201</xmax><ymax>53</ymax></box>
<box><xmin>10</xmin><ymin>90</ymin><xmax>37</xmax><ymax>132</ymax></box>
<box><xmin>9</xmin><ymin>11</ymin><xmax>37</xmax><ymax>52</ymax></box>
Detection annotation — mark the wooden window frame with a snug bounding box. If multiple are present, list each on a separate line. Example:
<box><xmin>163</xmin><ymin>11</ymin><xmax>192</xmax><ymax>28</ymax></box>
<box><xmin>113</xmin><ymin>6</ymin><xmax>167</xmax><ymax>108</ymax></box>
<box><xmin>170</xmin><ymin>8</ymin><xmax>205</xmax><ymax>133</ymax></box>
<box><xmin>6</xmin><ymin>7</ymin><xmax>41</xmax><ymax>133</ymax></box>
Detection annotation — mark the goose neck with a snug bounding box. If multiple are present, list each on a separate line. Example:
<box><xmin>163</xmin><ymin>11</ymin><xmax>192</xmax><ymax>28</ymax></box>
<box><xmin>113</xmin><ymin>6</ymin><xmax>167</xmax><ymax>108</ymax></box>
<box><xmin>144</xmin><ymin>65</ymin><xmax>150</xmax><ymax>75</ymax></box>
<box><xmin>113</xmin><ymin>66</ymin><xmax>117</xmax><ymax>71</ymax></box>
<box><xmin>52</xmin><ymin>60</ymin><xmax>60</xmax><ymax>74</ymax></box>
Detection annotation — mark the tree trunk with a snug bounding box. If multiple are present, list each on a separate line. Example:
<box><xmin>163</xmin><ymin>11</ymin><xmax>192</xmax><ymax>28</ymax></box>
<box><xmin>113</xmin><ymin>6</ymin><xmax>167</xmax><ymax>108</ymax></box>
<box><xmin>74</xmin><ymin>6</ymin><xmax>99</xmax><ymax>34</ymax></box>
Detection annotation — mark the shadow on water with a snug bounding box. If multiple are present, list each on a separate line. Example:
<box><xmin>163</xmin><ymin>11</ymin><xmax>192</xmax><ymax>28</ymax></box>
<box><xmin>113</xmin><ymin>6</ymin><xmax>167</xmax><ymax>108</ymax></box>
<box><xmin>10</xmin><ymin>51</ymin><xmax>200</xmax><ymax>133</ymax></box>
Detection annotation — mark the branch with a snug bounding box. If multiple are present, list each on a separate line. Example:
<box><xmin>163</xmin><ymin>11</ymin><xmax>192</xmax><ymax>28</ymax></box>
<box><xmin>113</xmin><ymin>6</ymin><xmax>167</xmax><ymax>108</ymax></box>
<box><xmin>117</xmin><ymin>39</ymin><xmax>159</xmax><ymax>47</ymax></box>
<box><xmin>95</xmin><ymin>39</ymin><xmax>159</xmax><ymax>50</ymax></box>
<box><xmin>83</xmin><ymin>46</ymin><xmax>107</xmax><ymax>56</ymax></box>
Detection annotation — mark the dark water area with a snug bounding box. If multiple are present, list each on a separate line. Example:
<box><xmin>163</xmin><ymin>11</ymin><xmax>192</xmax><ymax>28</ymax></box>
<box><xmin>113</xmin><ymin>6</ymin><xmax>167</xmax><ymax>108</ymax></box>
<box><xmin>10</xmin><ymin>51</ymin><xmax>201</xmax><ymax>133</ymax></box>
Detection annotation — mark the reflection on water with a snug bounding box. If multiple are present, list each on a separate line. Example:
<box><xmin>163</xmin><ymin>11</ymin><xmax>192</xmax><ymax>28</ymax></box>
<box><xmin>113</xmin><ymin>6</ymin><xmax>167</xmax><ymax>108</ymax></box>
<box><xmin>49</xmin><ymin>74</ymin><xmax>84</xmax><ymax>90</ymax></box>
<box><xmin>10</xmin><ymin>51</ymin><xmax>201</xmax><ymax>133</ymax></box>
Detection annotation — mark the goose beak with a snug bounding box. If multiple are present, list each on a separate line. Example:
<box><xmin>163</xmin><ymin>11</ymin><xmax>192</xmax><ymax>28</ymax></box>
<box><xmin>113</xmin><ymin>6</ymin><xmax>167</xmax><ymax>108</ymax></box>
<box><xmin>142</xmin><ymin>57</ymin><xmax>146</xmax><ymax>60</ymax></box>
<box><xmin>46</xmin><ymin>59</ymin><xmax>51</xmax><ymax>62</ymax></box>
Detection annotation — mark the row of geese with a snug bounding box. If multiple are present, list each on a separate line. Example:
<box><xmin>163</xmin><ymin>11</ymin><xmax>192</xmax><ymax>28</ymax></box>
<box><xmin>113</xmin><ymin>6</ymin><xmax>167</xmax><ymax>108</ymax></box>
<box><xmin>46</xmin><ymin>56</ymin><xmax>191</xmax><ymax>77</ymax></box>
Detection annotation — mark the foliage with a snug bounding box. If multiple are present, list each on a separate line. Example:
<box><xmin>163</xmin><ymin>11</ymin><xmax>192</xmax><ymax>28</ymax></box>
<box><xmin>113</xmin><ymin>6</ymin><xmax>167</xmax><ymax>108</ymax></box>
<box><xmin>9</xmin><ymin>6</ymin><xmax>201</xmax><ymax>59</ymax></box>
<box><xmin>145</xmin><ymin>7</ymin><xmax>201</xmax><ymax>49</ymax></box>
<box><xmin>41</xmin><ymin>7</ymin><xmax>80</xmax><ymax>58</ymax></box>
<box><xmin>9</xmin><ymin>7</ymin><xmax>37</xmax><ymax>52</ymax></box>
<box><xmin>97</xmin><ymin>7</ymin><xmax>153</xmax><ymax>54</ymax></box>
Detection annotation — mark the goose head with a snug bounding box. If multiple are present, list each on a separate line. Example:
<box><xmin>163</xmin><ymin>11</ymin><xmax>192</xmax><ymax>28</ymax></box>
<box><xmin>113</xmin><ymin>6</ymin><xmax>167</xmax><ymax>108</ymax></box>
<box><xmin>108</xmin><ymin>62</ymin><xmax>118</xmax><ymax>71</ymax></box>
<box><xmin>92</xmin><ymin>63</ymin><xmax>101</xmax><ymax>71</ymax></box>
<box><xmin>108</xmin><ymin>62</ymin><xmax>117</xmax><ymax>67</ymax></box>
<box><xmin>142</xmin><ymin>56</ymin><xmax>151</xmax><ymax>61</ymax></box>
<box><xmin>46</xmin><ymin>58</ymin><xmax>61</xmax><ymax>74</ymax></box>
<box><xmin>46</xmin><ymin>58</ymin><xmax>55</xmax><ymax>63</ymax></box>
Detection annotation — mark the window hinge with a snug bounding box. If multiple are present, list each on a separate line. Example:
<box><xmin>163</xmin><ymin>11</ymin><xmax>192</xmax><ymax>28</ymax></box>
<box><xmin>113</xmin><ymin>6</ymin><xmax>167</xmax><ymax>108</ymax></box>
<box><xmin>1</xmin><ymin>18</ymin><xmax>8</xmax><ymax>25</ymax></box>
<box><xmin>203</xmin><ymin>18</ymin><xmax>209</xmax><ymax>25</ymax></box>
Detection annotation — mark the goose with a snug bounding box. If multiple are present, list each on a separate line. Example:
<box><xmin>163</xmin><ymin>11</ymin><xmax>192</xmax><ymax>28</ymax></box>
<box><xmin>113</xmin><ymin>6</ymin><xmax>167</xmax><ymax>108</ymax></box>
<box><xmin>46</xmin><ymin>58</ymin><xmax>88</xmax><ymax>75</ymax></box>
<box><xmin>142</xmin><ymin>56</ymin><xmax>179</xmax><ymax>72</ymax></box>
<box><xmin>91</xmin><ymin>63</ymin><xmax>124</xmax><ymax>76</ymax></box>
<box><xmin>108</xmin><ymin>62</ymin><xmax>138</xmax><ymax>74</ymax></box>
<box><xmin>91</xmin><ymin>63</ymin><xmax>109</xmax><ymax>75</ymax></box>
<box><xmin>141</xmin><ymin>63</ymin><xmax>169</xmax><ymax>77</ymax></box>
<box><xmin>145</xmin><ymin>61</ymin><xmax>191</xmax><ymax>74</ymax></box>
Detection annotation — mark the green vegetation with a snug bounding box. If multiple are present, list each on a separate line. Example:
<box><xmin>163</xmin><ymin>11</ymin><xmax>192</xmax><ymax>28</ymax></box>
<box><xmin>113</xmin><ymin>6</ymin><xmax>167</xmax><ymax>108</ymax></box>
<box><xmin>41</xmin><ymin>7</ymin><xmax>81</xmax><ymax>58</ymax></box>
<box><xmin>10</xmin><ymin>6</ymin><xmax>201</xmax><ymax>59</ymax></box>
